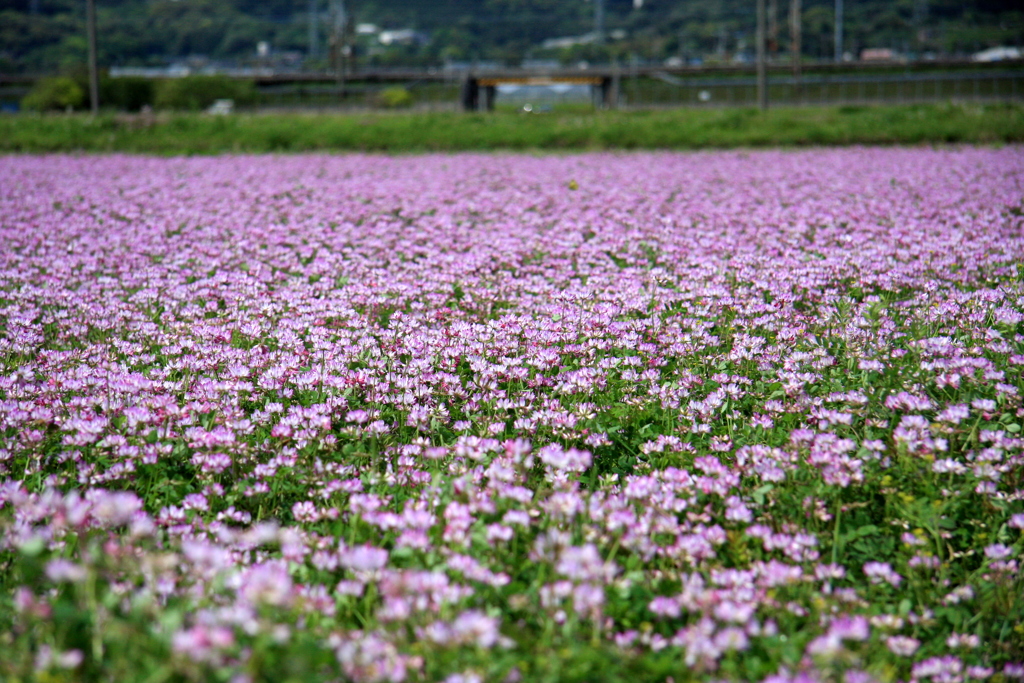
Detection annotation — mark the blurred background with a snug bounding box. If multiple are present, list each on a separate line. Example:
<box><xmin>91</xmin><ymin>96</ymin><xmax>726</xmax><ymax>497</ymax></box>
<box><xmin>0</xmin><ymin>0</ymin><xmax>1021</xmax><ymax>112</ymax></box>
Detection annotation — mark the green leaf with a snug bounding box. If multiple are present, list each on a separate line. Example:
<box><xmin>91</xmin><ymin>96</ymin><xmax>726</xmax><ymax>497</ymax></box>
<box><xmin>751</xmin><ymin>484</ymin><xmax>774</xmax><ymax>505</ymax></box>
<box><xmin>841</xmin><ymin>524</ymin><xmax>879</xmax><ymax>542</ymax></box>
<box><xmin>19</xmin><ymin>536</ymin><xmax>45</xmax><ymax>556</ymax></box>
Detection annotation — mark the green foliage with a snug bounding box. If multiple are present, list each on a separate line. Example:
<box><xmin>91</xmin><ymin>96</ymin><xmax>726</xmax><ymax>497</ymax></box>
<box><xmin>153</xmin><ymin>75</ymin><xmax>256</xmax><ymax>112</ymax></box>
<box><xmin>1</xmin><ymin>0</ymin><xmax>1021</xmax><ymax>73</ymax></box>
<box><xmin>0</xmin><ymin>103</ymin><xmax>1022</xmax><ymax>153</ymax></box>
<box><xmin>20</xmin><ymin>76</ymin><xmax>85</xmax><ymax>112</ymax></box>
<box><xmin>374</xmin><ymin>86</ymin><xmax>415</xmax><ymax>109</ymax></box>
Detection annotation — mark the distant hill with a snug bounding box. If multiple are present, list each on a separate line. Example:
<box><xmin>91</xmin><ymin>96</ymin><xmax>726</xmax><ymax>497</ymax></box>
<box><xmin>1</xmin><ymin>0</ymin><xmax>1021</xmax><ymax>73</ymax></box>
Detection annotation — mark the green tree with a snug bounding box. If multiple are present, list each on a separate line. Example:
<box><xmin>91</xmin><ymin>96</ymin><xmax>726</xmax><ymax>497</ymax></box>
<box><xmin>21</xmin><ymin>75</ymin><xmax>84</xmax><ymax>110</ymax></box>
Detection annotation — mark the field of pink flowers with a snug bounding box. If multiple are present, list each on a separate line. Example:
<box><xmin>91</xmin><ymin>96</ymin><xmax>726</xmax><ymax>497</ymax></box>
<box><xmin>1</xmin><ymin>148</ymin><xmax>1023</xmax><ymax>682</ymax></box>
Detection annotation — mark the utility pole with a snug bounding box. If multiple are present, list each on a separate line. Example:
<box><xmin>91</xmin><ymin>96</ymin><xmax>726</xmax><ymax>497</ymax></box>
<box><xmin>913</xmin><ymin>0</ymin><xmax>927</xmax><ymax>55</ymax></box>
<box><xmin>87</xmin><ymin>0</ymin><xmax>99</xmax><ymax>114</ymax></box>
<box><xmin>308</xmin><ymin>0</ymin><xmax>319</xmax><ymax>61</ymax></box>
<box><xmin>756</xmin><ymin>0</ymin><xmax>767</xmax><ymax>110</ymax></box>
<box><xmin>331</xmin><ymin>0</ymin><xmax>346</xmax><ymax>95</ymax></box>
<box><xmin>834</xmin><ymin>0</ymin><xmax>843</xmax><ymax>62</ymax></box>
<box><xmin>790</xmin><ymin>0</ymin><xmax>801</xmax><ymax>98</ymax></box>
<box><xmin>595</xmin><ymin>0</ymin><xmax>606</xmax><ymax>44</ymax></box>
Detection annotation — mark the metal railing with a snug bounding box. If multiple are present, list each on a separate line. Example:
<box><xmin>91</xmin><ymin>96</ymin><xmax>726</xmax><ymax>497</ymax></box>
<box><xmin>3</xmin><ymin>61</ymin><xmax>1021</xmax><ymax>112</ymax></box>
<box><xmin>249</xmin><ymin>67</ymin><xmax>1023</xmax><ymax>111</ymax></box>
<box><xmin>617</xmin><ymin>69</ymin><xmax>1023</xmax><ymax>108</ymax></box>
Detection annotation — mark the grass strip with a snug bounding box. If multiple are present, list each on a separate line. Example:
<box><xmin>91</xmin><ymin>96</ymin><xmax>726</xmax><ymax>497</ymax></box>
<box><xmin>1</xmin><ymin>102</ymin><xmax>1022</xmax><ymax>154</ymax></box>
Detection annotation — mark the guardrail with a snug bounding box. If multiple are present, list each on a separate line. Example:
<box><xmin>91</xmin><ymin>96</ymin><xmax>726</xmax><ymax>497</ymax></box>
<box><xmin>617</xmin><ymin>69</ymin><xmax>1024</xmax><ymax>108</ymax></box>
<box><xmin>3</xmin><ymin>60</ymin><xmax>1022</xmax><ymax>111</ymax></box>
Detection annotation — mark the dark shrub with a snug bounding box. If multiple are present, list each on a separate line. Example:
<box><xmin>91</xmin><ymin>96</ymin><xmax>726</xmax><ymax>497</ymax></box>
<box><xmin>154</xmin><ymin>75</ymin><xmax>256</xmax><ymax>111</ymax></box>
<box><xmin>100</xmin><ymin>77</ymin><xmax>155</xmax><ymax>112</ymax></box>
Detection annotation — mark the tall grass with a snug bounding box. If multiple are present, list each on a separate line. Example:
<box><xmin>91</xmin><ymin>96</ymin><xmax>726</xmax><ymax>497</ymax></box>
<box><xmin>1</xmin><ymin>102</ymin><xmax>1022</xmax><ymax>154</ymax></box>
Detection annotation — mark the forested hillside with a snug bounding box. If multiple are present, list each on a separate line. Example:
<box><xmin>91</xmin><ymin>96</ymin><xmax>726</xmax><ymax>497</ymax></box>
<box><xmin>1</xmin><ymin>0</ymin><xmax>1020</xmax><ymax>73</ymax></box>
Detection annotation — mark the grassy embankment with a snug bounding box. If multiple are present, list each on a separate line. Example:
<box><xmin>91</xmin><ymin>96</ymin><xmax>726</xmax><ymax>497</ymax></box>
<box><xmin>1</xmin><ymin>102</ymin><xmax>1022</xmax><ymax>153</ymax></box>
